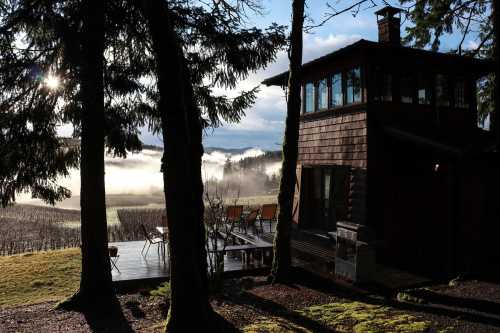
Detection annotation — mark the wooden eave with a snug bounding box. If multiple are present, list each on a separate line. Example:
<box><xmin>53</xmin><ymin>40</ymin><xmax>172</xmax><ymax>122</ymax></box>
<box><xmin>262</xmin><ymin>39</ymin><xmax>495</xmax><ymax>87</ymax></box>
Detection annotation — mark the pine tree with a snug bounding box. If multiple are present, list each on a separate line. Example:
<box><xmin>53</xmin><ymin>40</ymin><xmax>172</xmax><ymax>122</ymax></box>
<box><xmin>0</xmin><ymin>0</ymin><xmax>147</xmax><ymax>309</ymax></box>
<box><xmin>1</xmin><ymin>0</ymin><xmax>285</xmax><ymax>323</ymax></box>
<box><xmin>135</xmin><ymin>1</ymin><xmax>285</xmax><ymax>330</ymax></box>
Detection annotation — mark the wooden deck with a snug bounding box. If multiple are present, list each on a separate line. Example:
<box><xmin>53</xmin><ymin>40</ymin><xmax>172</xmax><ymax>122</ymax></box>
<box><xmin>109</xmin><ymin>236</ymin><xmax>274</xmax><ymax>285</ymax></box>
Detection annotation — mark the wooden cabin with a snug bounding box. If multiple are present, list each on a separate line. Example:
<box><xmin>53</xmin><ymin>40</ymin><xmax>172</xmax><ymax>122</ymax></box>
<box><xmin>263</xmin><ymin>6</ymin><xmax>499</xmax><ymax>279</ymax></box>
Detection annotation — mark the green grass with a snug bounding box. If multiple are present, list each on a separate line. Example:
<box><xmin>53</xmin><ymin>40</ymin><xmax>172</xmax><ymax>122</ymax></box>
<box><xmin>0</xmin><ymin>248</ymin><xmax>81</xmax><ymax>309</ymax></box>
<box><xmin>244</xmin><ymin>301</ymin><xmax>444</xmax><ymax>333</ymax></box>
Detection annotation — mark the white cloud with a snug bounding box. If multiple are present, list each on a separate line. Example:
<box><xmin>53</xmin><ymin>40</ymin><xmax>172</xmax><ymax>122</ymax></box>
<box><xmin>208</xmin><ymin>33</ymin><xmax>361</xmax><ymax>137</ymax></box>
<box><xmin>303</xmin><ymin>34</ymin><xmax>362</xmax><ymax>62</ymax></box>
<box><xmin>465</xmin><ymin>40</ymin><xmax>479</xmax><ymax>50</ymax></box>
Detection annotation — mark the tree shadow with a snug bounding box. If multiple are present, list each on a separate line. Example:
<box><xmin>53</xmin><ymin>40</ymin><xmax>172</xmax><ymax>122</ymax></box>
<box><xmin>400</xmin><ymin>288</ymin><xmax>500</xmax><ymax>320</ymax></box>
<box><xmin>212</xmin><ymin>311</ymin><xmax>239</xmax><ymax>333</ymax></box>
<box><xmin>82</xmin><ymin>296</ymin><xmax>134</xmax><ymax>333</ymax></box>
<box><xmin>386</xmin><ymin>298</ymin><xmax>500</xmax><ymax>328</ymax></box>
<box><xmin>124</xmin><ymin>300</ymin><xmax>146</xmax><ymax>319</ymax></box>
<box><xmin>296</xmin><ymin>268</ymin><xmax>500</xmax><ymax>328</ymax></box>
<box><xmin>221</xmin><ymin>289</ymin><xmax>336</xmax><ymax>333</ymax></box>
<box><xmin>258</xmin><ymin>268</ymin><xmax>500</xmax><ymax>329</ymax></box>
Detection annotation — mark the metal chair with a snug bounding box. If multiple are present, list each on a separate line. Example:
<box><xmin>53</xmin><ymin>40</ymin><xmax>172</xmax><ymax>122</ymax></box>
<box><xmin>259</xmin><ymin>204</ymin><xmax>277</xmax><ymax>233</ymax></box>
<box><xmin>241</xmin><ymin>209</ymin><xmax>261</xmax><ymax>235</ymax></box>
<box><xmin>109</xmin><ymin>246</ymin><xmax>120</xmax><ymax>273</ymax></box>
<box><xmin>225</xmin><ymin>205</ymin><xmax>244</xmax><ymax>229</ymax></box>
<box><xmin>141</xmin><ymin>224</ymin><xmax>165</xmax><ymax>257</ymax></box>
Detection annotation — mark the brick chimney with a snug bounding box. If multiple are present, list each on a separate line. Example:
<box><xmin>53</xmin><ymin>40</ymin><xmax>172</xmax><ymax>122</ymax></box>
<box><xmin>375</xmin><ymin>6</ymin><xmax>403</xmax><ymax>46</ymax></box>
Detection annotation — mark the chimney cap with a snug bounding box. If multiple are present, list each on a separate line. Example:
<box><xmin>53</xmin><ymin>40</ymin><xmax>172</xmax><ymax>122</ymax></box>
<box><xmin>375</xmin><ymin>6</ymin><xmax>403</xmax><ymax>19</ymax></box>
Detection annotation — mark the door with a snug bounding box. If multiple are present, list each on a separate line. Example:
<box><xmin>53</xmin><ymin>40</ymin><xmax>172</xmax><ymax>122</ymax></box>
<box><xmin>300</xmin><ymin>166</ymin><xmax>349</xmax><ymax>231</ymax></box>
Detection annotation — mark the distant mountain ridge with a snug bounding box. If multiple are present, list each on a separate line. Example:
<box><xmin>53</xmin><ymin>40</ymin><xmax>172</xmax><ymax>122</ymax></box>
<box><xmin>142</xmin><ymin>144</ymin><xmax>279</xmax><ymax>154</ymax></box>
<box><xmin>204</xmin><ymin>147</ymin><xmax>255</xmax><ymax>154</ymax></box>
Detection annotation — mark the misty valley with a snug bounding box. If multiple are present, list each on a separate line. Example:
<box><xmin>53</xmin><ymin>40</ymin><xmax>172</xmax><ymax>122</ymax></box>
<box><xmin>0</xmin><ymin>147</ymin><xmax>281</xmax><ymax>256</ymax></box>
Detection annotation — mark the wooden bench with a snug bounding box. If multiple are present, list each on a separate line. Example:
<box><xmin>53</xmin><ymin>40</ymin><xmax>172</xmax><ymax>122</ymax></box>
<box><xmin>291</xmin><ymin>239</ymin><xmax>336</xmax><ymax>262</ymax></box>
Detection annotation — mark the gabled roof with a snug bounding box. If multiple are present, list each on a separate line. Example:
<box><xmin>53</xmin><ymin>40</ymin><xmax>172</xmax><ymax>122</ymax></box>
<box><xmin>262</xmin><ymin>39</ymin><xmax>495</xmax><ymax>87</ymax></box>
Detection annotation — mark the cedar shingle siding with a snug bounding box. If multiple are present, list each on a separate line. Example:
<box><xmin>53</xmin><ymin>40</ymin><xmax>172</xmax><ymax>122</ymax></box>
<box><xmin>295</xmin><ymin>111</ymin><xmax>368</xmax><ymax>226</ymax></box>
<box><xmin>298</xmin><ymin>112</ymin><xmax>367</xmax><ymax>168</ymax></box>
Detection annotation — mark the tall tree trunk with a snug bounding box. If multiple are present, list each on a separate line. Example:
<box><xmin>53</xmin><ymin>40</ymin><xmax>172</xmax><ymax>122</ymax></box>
<box><xmin>144</xmin><ymin>0</ymin><xmax>213</xmax><ymax>331</ymax></box>
<box><xmin>184</xmin><ymin>69</ymin><xmax>211</xmax><ymax>309</ymax></box>
<box><xmin>493</xmin><ymin>0</ymin><xmax>500</xmax><ymax>145</ymax></box>
<box><xmin>271</xmin><ymin>0</ymin><xmax>305</xmax><ymax>283</ymax></box>
<box><xmin>58</xmin><ymin>0</ymin><xmax>113</xmax><ymax>310</ymax></box>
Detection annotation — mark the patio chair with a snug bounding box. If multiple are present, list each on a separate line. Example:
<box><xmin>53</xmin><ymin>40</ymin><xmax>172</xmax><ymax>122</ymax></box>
<box><xmin>225</xmin><ymin>205</ymin><xmax>244</xmax><ymax>229</ymax></box>
<box><xmin>109</xmin><ymin>246</ymin><xmax>120</xmax><ymax>273</ymax></box>
<box><xmin>240</xmin><ymin>209</ymin><xmax>261</xmax><ymax>235</ymax></box>
<box><xmin>259</xmin><ymin>204</ymin><xmax>277</xmax><ymax>233</ymax></box>
<box><xmin>141</xmin><ymin>224</ymin><xmax>165</xmax><ymax>257</ymax></box>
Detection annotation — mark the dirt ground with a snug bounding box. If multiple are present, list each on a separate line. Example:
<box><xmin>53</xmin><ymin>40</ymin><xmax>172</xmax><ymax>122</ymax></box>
<box><xmin>1</xmin><ymin>277</ymin><xmax>500</xmax><ymax>332</ymax></box>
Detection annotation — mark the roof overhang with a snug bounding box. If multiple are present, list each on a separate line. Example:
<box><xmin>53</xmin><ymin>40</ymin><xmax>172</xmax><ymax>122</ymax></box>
<box><xmin>262</xmin><ymin>39</ymin><xmax>496</xmax><ymax>87</ymax></box>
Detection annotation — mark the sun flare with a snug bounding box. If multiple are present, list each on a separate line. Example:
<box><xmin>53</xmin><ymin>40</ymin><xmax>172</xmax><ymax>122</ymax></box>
<box><xmin>44</xmin><ymin>75</ymin><xmax>60</xmax><ymax>90</ymax></box>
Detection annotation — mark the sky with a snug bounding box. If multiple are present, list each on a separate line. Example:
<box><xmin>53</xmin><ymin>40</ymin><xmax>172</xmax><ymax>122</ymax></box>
<box><xmin>20</xmin><ymin>1</ymin><xmax>485</xmax><ymax>205</ymax></box>
<box><xmin>57</xmin><ymin>0</ymin><xmax>483</xmax><ymax>150</ymax></box>
<box><xmin>150</xmin><ymin>0</ymin><xmax>480</xmax><ymax>150</ymax></box>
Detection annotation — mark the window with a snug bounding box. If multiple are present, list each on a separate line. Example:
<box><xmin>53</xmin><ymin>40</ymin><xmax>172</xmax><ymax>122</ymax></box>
<box><xmin>381</xmin><ymin>74</ymin><xmax>392</xmax><ymax>101</ymax></box>
<box><xmin>300</xmin><ymin>86</ymin><xmax>304</xmax><ymax>112</ymax></box>
<box><xmin>300</xmin><ymin>166</ymin><xmax>349</xmax><ymax>231</ymax></box>
<box><xmin>436</xmin><ymin>74</ymin><xmax>450</xmax><ymax>107</ymax></box>
<box><xmin>373</xmin><ymin>67</ymin><xmax>392</xmax><ymax>102</ymax></box>
<box><xmin>331</xmin><ymin>73</ymin><xmax>343</xmax><ymax>107</ymax></box>
<box><xmin>400</xmin><ymin>74</ymin><xmax>414</xmax><ymax>103</ymax></box>
<box><xmin>417</xmin><ymin>74</ymin><xmax>432</xmax><ymax>105</ymax></box>
<box><xmin>346</xmin><ymin>67</ymin><xmax>361</xmax><ymax>104</ymax></box>
<box><xmin>317</xmin><ymin>79</ymin><xmax>328</xmax><ymax>110</ymax></box>
<box><xmin>454</xmin><ymin>78</ymin><xmax>469</xmax><ymax>108</ymax></box>
<box><xmin>305</xmin><ymin>82</ymin><xmax>314</xmax><ymax>113</ymax></box>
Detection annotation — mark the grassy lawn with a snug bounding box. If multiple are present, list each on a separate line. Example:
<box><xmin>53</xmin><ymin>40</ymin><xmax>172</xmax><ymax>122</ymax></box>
<box><xmin>0</xmin><ymin>248</ymin><xmax>81</xmax><ymax>309</ymax></box>
<box><xmin>242</xmin><ymin>301</ymin><xmax>448</xmax><ymax>333</ymax></box>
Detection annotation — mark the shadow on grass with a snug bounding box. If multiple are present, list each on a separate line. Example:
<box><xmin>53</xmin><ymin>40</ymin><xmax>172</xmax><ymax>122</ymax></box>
<box><xmin>406</xmin><ymin>288</ymin><xmax>500</xmax><ymax>316</ymax></box>
<box><xmin>292</xmin><ymin>268</ymin><xmax>500</xmax><ymax>329</ymax></box>
<box><xmin>213</xmin><ymin>311</ymin><xmax>239</xmax><ymax>333</ymax></box>
<box><xmin>222</xmin><ymin>289</ymin><xmax>336</xmax><ymax>332</ymax></box>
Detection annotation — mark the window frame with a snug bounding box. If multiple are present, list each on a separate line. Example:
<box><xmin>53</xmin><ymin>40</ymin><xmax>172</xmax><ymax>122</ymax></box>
<box><xmin>330</xmin><ymin>72</ymin><xmax>344</xmax><ymax>108</ymax></box>
<box><xmin>435</xmin><ymin>74</ymin><xmax>450</xmax><ymax>107</ymax></box>
<box><xmin>346</xmin><ymin>67</ymin><xmax>362</xmax><ymax>105</ymax></box>
<box><xmin>304</xmin><ymin>82</ymin><xmax>315</xmax><ymax>113</ymax></box>
<box><xmin>400</xmin><ymin>73</ymin><xmax>415</xmax><ymax>104</ymax></box>
<box><xmin>453</xmin><ymin>77</ymin><xmax>469</xmax><ymax>109</ymax></box>
<box><xmin>417</xmin><ymin>73</ymin><xmax>433</xmax><ymax>106</ymax></box>
<box><xmin>317</xmin><ymin>78</ymin><xmax>329</xmax><ymax>111</ymax></box>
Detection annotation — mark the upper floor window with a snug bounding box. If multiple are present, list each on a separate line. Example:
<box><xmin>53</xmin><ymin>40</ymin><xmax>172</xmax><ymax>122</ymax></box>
<box><xmin>305</xmin><ymin>82</ymin><xmax>314</xmax><ymax>113</ymax></box>
<box><xmin>373</xmin><ymin>67</ymin><xmax>392</xmax><ymax>102</ymax></box>
<box><xmin>317</xmin><ymin>79</ymin><xmax>328</xmax><ymax>110</ymax></box>
<box><xmin>331</xmin><ymin>73</ymin><xmax>343</xmax><ymax>107</ymax></box>
<box><xmin>454</xmin><ymin>78</ymin><xmax>469</xmax><ymax>109</ymax></box>
<box><xmin>417</xmin><ymin>74</ymin><xmax>432</xmax><ymax>105</ymax></box>
<box><xmin>346</xmin><ymin>67</ymin><xmax>361</xmax><ymax>104</ymax></box>
<box><xmin>435</xmin><ymin>74</ymin><xmax>450</xmax><ymax>107</ymax></box>
<box><xmin>400</xmin><ymin>74</ymin><xmax>414</xmax><ymax>103</ymax></box>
